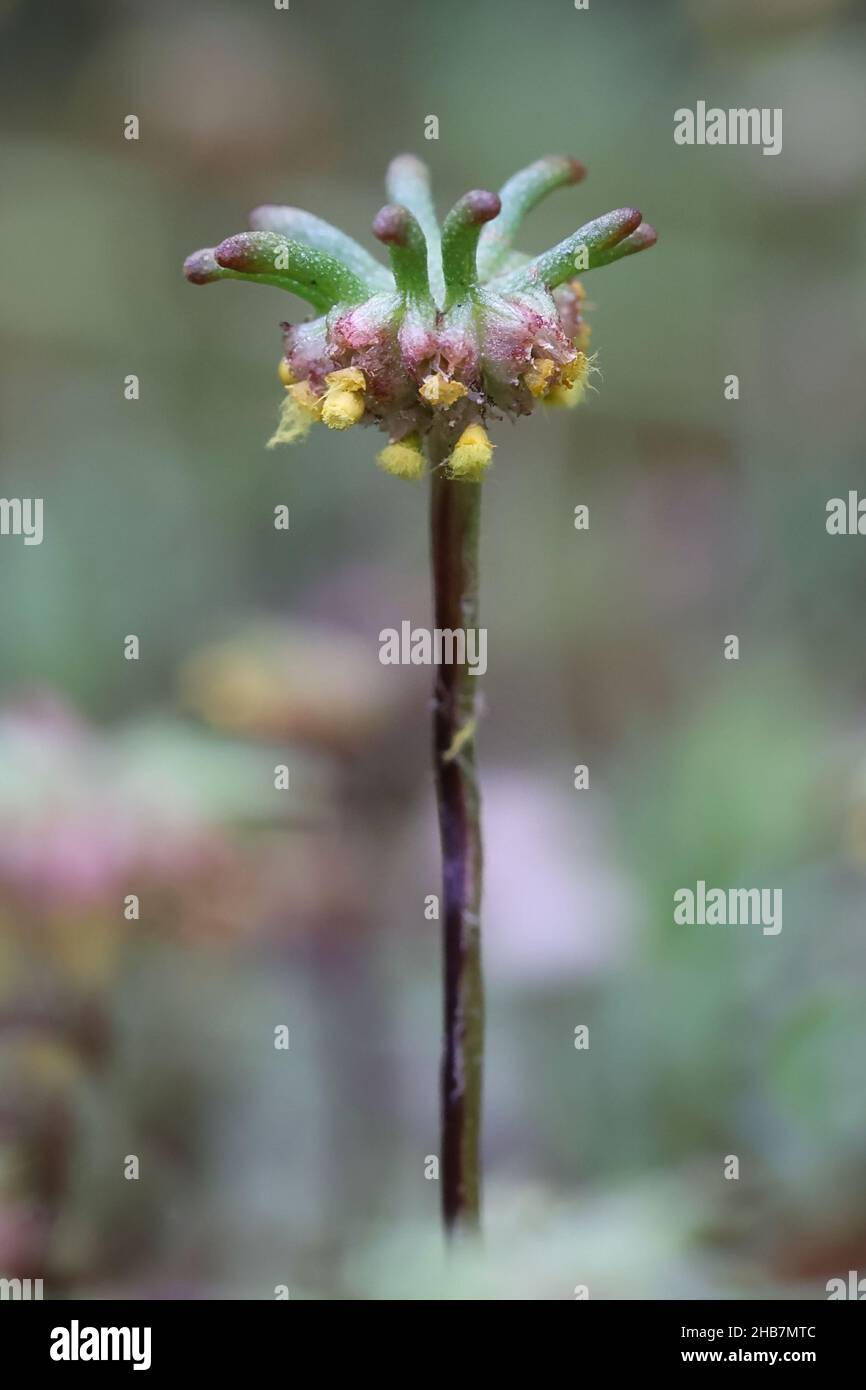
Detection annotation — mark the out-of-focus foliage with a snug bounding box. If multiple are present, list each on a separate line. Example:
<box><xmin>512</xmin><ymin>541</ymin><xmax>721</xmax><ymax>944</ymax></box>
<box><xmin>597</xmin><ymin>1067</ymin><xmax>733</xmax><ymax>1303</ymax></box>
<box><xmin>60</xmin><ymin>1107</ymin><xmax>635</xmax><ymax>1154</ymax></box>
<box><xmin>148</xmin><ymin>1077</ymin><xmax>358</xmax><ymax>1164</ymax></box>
<box><xmin>1</xmin><ymin>0</ymin><xmax>866</xmax><ymax>1298</ymax></box>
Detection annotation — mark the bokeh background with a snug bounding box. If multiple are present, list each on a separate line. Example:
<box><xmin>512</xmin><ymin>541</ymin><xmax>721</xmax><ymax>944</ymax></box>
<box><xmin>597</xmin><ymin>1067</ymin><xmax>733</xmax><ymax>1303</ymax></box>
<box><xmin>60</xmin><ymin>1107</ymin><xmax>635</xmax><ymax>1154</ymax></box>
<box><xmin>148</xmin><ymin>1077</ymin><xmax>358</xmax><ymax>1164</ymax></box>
<box><xmin>2</xmin><ymin>0</ymin><xmax>866</xmax><ymax>1300</ymax></box>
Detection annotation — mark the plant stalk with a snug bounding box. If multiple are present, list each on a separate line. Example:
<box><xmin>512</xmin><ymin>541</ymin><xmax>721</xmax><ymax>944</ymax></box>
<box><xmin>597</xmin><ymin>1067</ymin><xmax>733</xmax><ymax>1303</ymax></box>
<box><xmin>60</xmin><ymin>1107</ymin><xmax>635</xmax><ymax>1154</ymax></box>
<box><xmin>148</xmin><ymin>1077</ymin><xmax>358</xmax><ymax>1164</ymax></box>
<box><xmin>428</xmin><ymin>434</ymin><xmax>484</xmax><ymax>1236</ymax></box>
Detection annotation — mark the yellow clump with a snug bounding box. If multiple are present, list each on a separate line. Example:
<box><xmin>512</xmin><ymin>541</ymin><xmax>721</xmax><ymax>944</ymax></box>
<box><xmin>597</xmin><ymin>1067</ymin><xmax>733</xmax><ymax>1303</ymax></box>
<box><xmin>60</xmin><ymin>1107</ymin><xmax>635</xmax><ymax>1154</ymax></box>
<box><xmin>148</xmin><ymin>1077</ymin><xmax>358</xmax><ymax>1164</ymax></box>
<box><xmin>322</xmin><ymin>389</ymin><xmax>365</xmax><ymax>430</ymax></box>
<box><xmin>575</xmin><ymin>322</ymin><xmax>592</xmax><ymax>352</ymax></box>
<box><xmin>324</xmin><ymin>367</ymin><xmax>366</xmax><ymax>393</ymax></box>
<box><xmin>560</xmin><ymin>351</ymin><xmax>589</xmax><ymax>389</ymax></box>
<box><xmin>545</xmin><ymin>381</ymin><xmax>584</xmax><ymax>408</ymax></box>
<box><xmin>377</xmin><ymin>433</ymin><xmax>425</xmax><ymax>481</ymax></box>
<box><xmin>266</xmin><ymin>380</ymin><xmax>322</xmax><ymax>447</ymax></box>
<box><xmin>448</xmin><ymin>423</ymin><xmax>493</xmax><ymax>482</ymax></box>
<box><xmin>545</xmin><ymin>351</ymin><xmax>597</xmax><ymax>409</ymax></box>
<box><xmin>524</xmin><ymin>356</ymin><xmax>556</xmax><ymax>398</ymax></box>
<box><xmin>321</xmin><ymin>366</ymin><xmax>367</xmax><ymax>430</ymax></box>
<box><xmin>277</xmin><ymin>358</ymin><xmax>296</xmax><ymax>386</ymax></box>
<box><xmin>419</xmin><ymin>373</ymin><xmax>468</xmax><ymax>409</ymax></box>
<box><xmin>290</xmin><ymin>380</ymin><xmax>323</xmax><ymax>414</ymax></box>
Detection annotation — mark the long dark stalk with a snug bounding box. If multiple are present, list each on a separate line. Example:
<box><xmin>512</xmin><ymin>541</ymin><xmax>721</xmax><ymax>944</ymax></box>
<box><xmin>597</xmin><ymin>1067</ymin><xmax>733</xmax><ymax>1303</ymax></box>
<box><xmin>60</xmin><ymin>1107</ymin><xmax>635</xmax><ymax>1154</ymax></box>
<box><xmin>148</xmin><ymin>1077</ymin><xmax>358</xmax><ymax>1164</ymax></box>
<box><xmin>429</xmin><ymin>434</ymin><xmax>484</xmax><ymax>1235</ymax></box>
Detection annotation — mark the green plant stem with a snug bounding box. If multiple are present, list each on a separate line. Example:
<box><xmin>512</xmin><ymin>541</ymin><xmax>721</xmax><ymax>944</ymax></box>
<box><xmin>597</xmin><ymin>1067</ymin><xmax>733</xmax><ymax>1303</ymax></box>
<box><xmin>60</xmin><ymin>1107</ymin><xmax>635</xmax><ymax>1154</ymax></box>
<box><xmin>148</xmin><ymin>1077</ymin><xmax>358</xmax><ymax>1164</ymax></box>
<box><xmin>428</xmin><ymin>434</ymin><xmax>484</xmax><ymax>1236</ymax></box>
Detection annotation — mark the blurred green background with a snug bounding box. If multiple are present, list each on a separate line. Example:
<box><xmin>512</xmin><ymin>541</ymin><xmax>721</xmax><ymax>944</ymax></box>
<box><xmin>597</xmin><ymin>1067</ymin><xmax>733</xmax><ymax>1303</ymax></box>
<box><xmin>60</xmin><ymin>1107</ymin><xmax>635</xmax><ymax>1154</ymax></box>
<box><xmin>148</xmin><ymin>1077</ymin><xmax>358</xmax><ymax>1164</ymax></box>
<box><xmin>2</xmin><ymin>0</ymin><xmax>866</xmax><ymax>1299</ymax></box>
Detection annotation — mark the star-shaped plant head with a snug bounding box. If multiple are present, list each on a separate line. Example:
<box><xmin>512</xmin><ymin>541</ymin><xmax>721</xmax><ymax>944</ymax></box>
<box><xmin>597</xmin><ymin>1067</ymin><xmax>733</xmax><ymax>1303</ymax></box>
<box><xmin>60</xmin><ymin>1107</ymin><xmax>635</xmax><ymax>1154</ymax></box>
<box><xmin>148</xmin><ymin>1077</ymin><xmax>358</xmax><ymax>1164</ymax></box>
<box><xmin>184</xmin><ymin>154</ymin><xmax>656</xmax><ymax>482</ymax></box>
